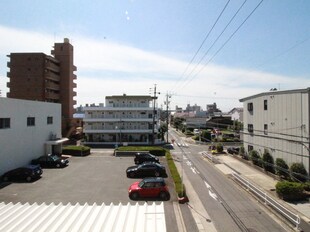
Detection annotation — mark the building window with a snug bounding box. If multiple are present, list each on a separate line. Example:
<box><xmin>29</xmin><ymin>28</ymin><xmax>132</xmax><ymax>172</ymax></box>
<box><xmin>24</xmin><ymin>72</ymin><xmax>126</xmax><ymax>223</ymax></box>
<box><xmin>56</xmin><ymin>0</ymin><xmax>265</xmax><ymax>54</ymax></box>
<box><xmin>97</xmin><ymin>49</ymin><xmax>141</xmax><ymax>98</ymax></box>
<box><xmin>248</xmin><ymin>124</ymin><xmax>254</xmax><ymax>133</ymax></box>
<box><xmin>264</xmin><ymin>124</ymin><xmax>268</xmax><ymax>135</ymax></box>
<box><xmin>0</xmin><ymin>118</ymin><xmax>10</xmax><ymax>129</ymax></box>
<box><xmin>27</xmin><ymin>117</ymin><xmax>35</xmax><ymax>126</ymax></box>
<box><xmin>247</xmin><ymin>102</ymin><xmax>253</xmax><ymax>112</ymax></box>
<box><xmin>47</xmin><ymin>116</ymin><xmax>53</xmax><ymax>124</ymax></box>
<box><xmin>248</xmin><ymin>145</ymin><xmax>254</xmax><ymax>151</ymax></box>
<box><xmin>264</xmin><ymin>100</ymin><xmax>268</xmax><ymax>110</ymax></box>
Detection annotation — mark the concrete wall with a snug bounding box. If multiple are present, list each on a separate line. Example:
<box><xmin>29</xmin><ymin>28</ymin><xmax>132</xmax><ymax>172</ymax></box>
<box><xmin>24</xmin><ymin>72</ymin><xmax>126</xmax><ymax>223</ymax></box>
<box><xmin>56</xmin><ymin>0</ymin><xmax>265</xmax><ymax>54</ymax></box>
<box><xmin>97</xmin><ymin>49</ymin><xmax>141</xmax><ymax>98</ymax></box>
<box><xmin>0</xmin><ymin>98</ymin><xmax>61</xmax><ymax>175</ymax></box>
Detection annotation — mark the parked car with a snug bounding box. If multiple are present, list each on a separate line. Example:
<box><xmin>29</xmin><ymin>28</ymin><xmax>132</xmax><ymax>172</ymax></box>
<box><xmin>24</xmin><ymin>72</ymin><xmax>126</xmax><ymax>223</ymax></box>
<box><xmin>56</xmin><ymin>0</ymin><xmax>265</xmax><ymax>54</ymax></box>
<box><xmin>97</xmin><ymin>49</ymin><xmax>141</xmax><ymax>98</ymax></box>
<box><xmin>2</xmin><ymin>165</ymin><xmax>42</xmax><ymax>182</ymax></box>
<box><xmin>31</xmin><ymin>154</ymin><xmax>69</xmax><ymax>168</ymax></box>
<box><xmin>134</xmin><ymin>153</ymin><xmax>159</xmax><ymax>164</ymax></box>
<box><xmin>227</xmin><ymin>147</ymin><xmax>240</xmax><ymax>155</ymax></box>
<box><xmin>126</xmin><ymin>162</ymin><xmax>167</xmax><ymax>178</ymax></box>
<box><xmin>128</xmin><ymin>177</ymin><xmax>170</xmax><ymax>200</ymax></box>
<box><xmin>162</xmin><ymin>143</ymin><xmax>174</xmax><ymax>150</ymax></box>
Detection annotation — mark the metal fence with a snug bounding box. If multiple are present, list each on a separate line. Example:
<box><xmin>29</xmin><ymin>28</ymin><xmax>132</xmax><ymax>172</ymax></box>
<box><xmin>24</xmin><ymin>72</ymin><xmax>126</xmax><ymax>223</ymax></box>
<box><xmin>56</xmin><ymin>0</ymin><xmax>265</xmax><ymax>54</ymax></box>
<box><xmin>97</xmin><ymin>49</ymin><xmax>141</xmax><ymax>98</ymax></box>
<box><xmin>232</xmin><ymin>172</ymin><xmax>300</xmax><ymax>229</ymax></box>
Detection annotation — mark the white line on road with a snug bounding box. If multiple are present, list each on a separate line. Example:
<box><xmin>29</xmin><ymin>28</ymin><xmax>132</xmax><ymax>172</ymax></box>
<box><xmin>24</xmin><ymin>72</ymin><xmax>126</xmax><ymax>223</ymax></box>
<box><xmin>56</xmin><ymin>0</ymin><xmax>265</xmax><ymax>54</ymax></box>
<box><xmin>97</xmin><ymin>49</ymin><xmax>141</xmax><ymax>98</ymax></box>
<box><xmin>204</xmin><ymin>181</ymin><xmax>219</xmax><ymax>202</ymax></box>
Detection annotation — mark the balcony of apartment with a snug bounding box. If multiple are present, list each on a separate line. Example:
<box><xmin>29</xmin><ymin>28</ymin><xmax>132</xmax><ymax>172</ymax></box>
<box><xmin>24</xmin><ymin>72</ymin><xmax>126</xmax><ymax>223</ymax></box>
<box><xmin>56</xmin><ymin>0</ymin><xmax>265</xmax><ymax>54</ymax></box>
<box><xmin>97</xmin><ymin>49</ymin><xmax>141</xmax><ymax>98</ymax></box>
<box><xmin>45</xmin><ymin>72</ymin><xmax>60</xmax><ymax>82</ymax></box>
<box><xmin>83</xmin><ymin>116</ymin><xmax>155</xmax><ymax>123</ymax></box>
<box><xmin>45</xmin><ymin>82</ymin><xmax>60</xmax><ymax>91</ymax></box>
<box><xmin>6</xmin><ymin>82</ymin><xmax>10</xmax><ymax>88</ymax></box>
<box><xmin>73</xmin><ymin>82</ymin><xmax>77</xmax><ymax>89</ymax></box>
<box><xmin>46</xmin><ymin>65</ymin><xmax>60</xmax><ymax>73</ymax></box>
<box><xmin>83</xmin><ymin>128</ymin><xmax>154</xmax><ymax>134</ymax></box>
<box><xmin>7</xmin><ymin>72</ymin><xmax>10</xmax><ymax>78</ymax></box>
<box><xmin>73</xmin><ymin>65</ymin><xmax>77</xmax><ymax>71</ymax></box>
<box><xmin>7</xmin><ymin>62</ymin><xmax>10</xmax><ymax>68</ymax></box>
<box><xmin>84</xmin><ymin>107</ymin><xmax>154</xmax><ymax>112</ymax></box>
<box><xmin>45</xmin><ymin>92</ymin><xmax>60</xmax><ymax>100</ymax></box>
<box><xmin>73</xmin><ymin>74</ymin><xmax>77</xmax><ymax>80</ymax></box>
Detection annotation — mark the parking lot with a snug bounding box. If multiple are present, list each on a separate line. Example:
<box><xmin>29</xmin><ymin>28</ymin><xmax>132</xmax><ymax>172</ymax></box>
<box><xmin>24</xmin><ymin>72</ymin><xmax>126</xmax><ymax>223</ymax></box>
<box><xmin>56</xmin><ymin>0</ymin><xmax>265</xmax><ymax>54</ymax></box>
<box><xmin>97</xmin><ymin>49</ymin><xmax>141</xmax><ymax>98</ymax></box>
<box><xmin>0</xmin><ymin>149</ymin><xmax>176</xmax><ymax>205</ymax></box>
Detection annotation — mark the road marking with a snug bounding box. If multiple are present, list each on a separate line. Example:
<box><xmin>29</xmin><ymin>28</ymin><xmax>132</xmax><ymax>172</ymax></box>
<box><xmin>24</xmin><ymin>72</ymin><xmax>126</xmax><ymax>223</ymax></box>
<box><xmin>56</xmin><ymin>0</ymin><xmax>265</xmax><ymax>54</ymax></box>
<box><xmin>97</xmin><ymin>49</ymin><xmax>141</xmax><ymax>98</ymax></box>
<box><xmin>191</xmin><ymin>167</ymin><xmax>199</xmax><ymax>174</ymax></box>
<box><xmin>204</xmin><ymin>181</ymin><xmax>219</xmax><ymax>202</ymax></box>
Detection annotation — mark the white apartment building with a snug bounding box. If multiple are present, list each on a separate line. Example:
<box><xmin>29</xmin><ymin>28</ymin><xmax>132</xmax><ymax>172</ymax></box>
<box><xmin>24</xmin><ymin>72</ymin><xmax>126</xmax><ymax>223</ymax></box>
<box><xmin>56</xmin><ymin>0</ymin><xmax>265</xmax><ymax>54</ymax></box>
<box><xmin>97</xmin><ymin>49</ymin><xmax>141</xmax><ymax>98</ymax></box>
<box><xmin>83</xmin><ymin>95</ymin><xmax>160</xmax><ymax>146</ymax></box>
<box><xmin>0</xmin><ymin>98</ymin><xmax>66</xmax><ymax>175</ymax></box>
<box><xmin>240</xmin><ymin>88</ymin><xmax>310</xmax><ymax>173</ymax></box>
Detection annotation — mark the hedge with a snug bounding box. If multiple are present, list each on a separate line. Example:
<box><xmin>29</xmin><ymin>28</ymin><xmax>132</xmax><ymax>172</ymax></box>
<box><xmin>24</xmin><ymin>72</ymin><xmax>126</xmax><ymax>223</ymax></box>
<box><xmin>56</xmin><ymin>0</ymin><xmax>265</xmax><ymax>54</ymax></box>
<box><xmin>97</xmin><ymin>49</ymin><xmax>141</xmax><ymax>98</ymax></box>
<box><xmin>166</xmin><ymin>151</ymin><xmax>185</xmax><ymax>197</ymax></box>
<box><xmin>116</xmin><ymin>146</ymin><xmax>166</xmax><ymax>156</ymax></box>
<box><xmin>62</xmin><ymin>145</ymin><xmax>91</xmax><ymax>156</ymax></box>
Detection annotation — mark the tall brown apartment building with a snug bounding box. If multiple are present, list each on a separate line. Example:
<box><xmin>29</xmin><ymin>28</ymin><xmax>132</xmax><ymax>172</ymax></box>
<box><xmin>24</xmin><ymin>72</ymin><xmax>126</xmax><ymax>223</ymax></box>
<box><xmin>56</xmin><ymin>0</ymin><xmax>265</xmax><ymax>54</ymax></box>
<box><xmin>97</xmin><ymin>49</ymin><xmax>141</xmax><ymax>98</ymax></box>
<box><xmin>6</xmin><ymin>38</ymin><xmax>77</xmax><ymax>136</ymax></box>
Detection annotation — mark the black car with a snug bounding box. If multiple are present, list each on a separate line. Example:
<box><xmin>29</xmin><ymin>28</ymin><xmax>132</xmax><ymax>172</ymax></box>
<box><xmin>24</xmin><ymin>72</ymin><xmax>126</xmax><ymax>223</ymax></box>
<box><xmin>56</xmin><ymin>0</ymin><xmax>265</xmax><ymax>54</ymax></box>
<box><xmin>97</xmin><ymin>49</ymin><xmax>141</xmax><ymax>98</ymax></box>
<box><xmin>31</xmin><ymin>154</ymin><xmax>69</xmax><ymax>168</ymax></box>
<box><xmin>2</xmin><ymin>165</ymin><xmax>42</xmax><ymax>182</ymax></box>
<box><xmin>126</xmin><ymin>162</ymin><xmax>167</xmax><ymax>178</ymax></box>
<box><xmin>134</xmin><ymin>153</ymin><xmax>159</xmax><ymax>164</ymax></box>
<box><xmin>227</xmin><ymin>147</ymin><xmax>240</xmax><ymax>155</ymax></box>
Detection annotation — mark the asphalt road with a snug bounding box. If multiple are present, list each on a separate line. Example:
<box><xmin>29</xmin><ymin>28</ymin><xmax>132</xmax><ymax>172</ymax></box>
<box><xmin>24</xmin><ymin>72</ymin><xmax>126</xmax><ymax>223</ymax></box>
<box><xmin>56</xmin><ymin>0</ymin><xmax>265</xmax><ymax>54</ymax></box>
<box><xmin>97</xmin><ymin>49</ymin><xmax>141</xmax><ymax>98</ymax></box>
<box><xmin>169</xmin><ymin>129</ymin><xmax>289</xmax><ymax>232</ymax></box>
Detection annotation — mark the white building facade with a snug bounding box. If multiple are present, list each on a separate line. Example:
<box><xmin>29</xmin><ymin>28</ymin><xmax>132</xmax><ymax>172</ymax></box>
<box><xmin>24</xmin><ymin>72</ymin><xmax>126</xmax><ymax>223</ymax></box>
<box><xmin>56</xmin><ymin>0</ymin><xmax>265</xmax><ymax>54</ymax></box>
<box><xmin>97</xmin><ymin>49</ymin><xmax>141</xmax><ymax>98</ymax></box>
<box><xmin>83</xmin><ymin>95</ymin><xmax>161</xmax><ymax>146</ymax></box>
<box><xmin>0</xmin><ymin>98</ymin><xmax>64</xmax><ymax>175</ymax></box>
<box><xmin>240</xmin><ymin>88</ymin><xmax>310</xmax><ymax>173</ymax></box>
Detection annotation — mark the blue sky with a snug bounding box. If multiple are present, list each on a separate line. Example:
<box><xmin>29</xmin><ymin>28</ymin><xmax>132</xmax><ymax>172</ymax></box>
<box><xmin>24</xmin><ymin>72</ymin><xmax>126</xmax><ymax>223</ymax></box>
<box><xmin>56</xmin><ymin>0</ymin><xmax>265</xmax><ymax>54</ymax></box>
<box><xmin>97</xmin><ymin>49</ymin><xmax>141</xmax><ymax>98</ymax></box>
<box><xmin>0</xmin><ymin>0</ymin><xmax>309</xmax><ymax>111</ymax></box>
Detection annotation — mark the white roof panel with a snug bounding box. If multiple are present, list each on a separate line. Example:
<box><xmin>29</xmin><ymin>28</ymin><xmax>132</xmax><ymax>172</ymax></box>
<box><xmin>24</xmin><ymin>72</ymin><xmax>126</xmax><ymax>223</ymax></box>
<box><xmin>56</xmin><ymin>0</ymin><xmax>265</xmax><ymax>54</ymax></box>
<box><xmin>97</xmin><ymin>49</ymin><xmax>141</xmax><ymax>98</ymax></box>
<box><xmin>0</xmin><ymin>202</ymin><xmax>166</xmax><ymax>232</ymax></box>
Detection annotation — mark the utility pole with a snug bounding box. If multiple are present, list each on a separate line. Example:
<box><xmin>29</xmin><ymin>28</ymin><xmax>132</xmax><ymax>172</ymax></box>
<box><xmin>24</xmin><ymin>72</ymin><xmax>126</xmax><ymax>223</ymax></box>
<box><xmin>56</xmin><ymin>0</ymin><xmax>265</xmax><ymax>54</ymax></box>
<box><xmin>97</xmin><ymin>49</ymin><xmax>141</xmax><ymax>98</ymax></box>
<box><xmin>164</xmin><ymin>93</ymin><xmax>171</xmax><ymax>143</ymax></box>
<box><xmin>150</xmin><ymin>84</ymin><xmax>160</xmax><ymax>145</ymax></box>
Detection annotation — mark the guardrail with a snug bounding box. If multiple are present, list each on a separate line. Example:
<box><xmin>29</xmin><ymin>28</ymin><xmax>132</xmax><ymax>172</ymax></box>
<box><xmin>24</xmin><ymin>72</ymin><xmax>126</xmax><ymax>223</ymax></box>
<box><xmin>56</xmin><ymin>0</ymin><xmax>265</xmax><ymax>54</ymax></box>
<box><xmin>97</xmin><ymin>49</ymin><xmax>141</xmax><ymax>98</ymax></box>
<box><xmin>201</xmin><ymin>151</ymin><xmax>216</xmax><ymax>163</ymax></box>
<box><xmin>232</xmin><ymin>172</ymin><xmax>300</xmax><ymax>229</ymax></box>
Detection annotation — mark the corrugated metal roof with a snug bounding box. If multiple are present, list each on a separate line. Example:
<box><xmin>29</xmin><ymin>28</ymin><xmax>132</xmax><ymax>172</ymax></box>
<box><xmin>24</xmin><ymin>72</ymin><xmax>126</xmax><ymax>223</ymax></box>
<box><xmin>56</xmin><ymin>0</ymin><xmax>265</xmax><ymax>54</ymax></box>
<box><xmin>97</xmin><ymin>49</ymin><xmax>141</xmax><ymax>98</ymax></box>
<box><xmin>0</xmin><ymin>202</ymin><xmax>166</xmax><ymax>232</ymax></box>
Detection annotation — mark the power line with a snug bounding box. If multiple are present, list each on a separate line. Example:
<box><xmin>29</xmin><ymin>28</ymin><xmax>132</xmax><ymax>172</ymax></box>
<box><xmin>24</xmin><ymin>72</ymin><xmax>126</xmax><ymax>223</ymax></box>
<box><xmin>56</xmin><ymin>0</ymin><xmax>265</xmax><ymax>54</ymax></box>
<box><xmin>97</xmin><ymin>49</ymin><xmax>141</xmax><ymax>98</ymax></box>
<box><xmin>184</xmin><ymin>0</ymin><xmax>264</xmax><ymax>88</ymax></box>
<box><xmin>179</xmin><ymin>0</ymin><xmax>248</xmax><ymax>90</ymax></box>
<box><xmin>173</xmin><ymin>0</ymin><xmax>232</xmax><ymax>91</ymax></box>
<box><xmin>250</xmin><ymin>36</ymin><xmax>310</xmax><ymax>72</ymax></box>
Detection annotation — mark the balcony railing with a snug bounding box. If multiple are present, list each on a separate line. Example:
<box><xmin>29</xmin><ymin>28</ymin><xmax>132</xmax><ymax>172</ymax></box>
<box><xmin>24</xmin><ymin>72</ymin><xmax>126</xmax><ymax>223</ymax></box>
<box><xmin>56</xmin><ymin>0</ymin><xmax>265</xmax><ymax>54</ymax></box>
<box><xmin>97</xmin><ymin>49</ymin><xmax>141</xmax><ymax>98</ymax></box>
<box><xmin>45</xmin><ymin>92</ymin><xmax>60</xmax><ymax>100</ymax></box>
<box><xmin>45</xmin><ymin>82</ymin><xmax>60</xmax><ymax>91</ymax></box>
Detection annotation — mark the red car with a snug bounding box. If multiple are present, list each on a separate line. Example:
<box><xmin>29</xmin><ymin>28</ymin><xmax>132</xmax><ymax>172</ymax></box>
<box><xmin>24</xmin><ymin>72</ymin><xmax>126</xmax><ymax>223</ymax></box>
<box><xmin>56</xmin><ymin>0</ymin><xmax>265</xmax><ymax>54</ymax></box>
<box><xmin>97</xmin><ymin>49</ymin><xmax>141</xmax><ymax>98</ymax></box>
<box><xmin>128</xmin><ymin>177</ymin><xmax>170</xmax><ymax>201</ymax></box>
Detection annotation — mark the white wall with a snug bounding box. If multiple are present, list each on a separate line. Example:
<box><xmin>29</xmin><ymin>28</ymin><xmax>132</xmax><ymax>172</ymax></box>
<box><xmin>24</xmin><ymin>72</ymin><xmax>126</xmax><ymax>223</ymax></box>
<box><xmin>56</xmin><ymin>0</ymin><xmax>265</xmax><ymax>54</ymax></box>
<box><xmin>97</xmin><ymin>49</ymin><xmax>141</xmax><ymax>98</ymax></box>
<box><xmin>242</xmin><ymin>90</ymin><xmax>310</xmax><ymax>172</ymax></box>
<box><xmin>0</xmin><ymin>98</ymin><xmax>61</xmax><ymax>175</ymax></box>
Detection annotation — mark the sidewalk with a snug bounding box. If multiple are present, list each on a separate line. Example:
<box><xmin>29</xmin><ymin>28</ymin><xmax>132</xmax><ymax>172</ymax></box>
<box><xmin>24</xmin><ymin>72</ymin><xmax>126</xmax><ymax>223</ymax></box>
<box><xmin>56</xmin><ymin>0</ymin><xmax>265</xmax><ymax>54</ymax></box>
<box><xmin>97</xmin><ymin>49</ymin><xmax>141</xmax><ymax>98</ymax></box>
<box><xmin>214</xmin><ymin>154</ymin><xmax>310</xmax><ymax>223</ymax></box>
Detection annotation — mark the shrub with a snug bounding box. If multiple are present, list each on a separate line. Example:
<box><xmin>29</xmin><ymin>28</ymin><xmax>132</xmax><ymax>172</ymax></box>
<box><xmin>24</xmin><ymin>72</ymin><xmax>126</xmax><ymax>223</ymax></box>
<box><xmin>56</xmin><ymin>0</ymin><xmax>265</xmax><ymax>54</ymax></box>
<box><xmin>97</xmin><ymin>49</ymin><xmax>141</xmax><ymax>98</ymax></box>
<box><xmin>239</xmin><ymin>146</ymin><xmax>248</xmax><ymax>160</ymax></box>
<box><xmin>62</xmin><ymin>145</ymin><xmax>91</xmax><ymax>156</ymax></box>
<box><xmin>216</xmin><ymin>143</ymin><xmax>224</xmax><ymax>153</ymax></box>
<box><xmin>249</xmin><ymin>150</ymin><xmax>262</xmax><ymax>167</ymax></box>
<box><xmin>201</xmin><ymin>130</ymin><xmax>211</xmax><ymax>142</ymax></box>
<box><xmin>303</xmin><ymin>182</ymin><xmax>310</xmax><ymax>191</ymax></box>
<box><xmin>275</xmin><ymin>158</ymin><xmax>289</xmax><ymax>179</ymax></box>
<box><xmin>262</xmin><ymin>150</ymin><xmax>275</xmax><ymax>173</ymax></box>
<box><xmin>276</xmin><ymin>181</ymin><xmax>305</xmax><ymax>200</ymax></box>
<box><xmin>290</xmin><ymin>163</ymin><xmax>308</xmax><ymax>182</ymax></box>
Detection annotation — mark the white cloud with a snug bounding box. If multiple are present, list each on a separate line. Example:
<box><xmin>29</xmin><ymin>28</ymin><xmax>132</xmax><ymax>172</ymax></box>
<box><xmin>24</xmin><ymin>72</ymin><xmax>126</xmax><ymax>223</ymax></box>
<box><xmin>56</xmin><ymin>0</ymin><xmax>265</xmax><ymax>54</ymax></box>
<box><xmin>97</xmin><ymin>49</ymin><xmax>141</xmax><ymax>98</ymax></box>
<box><xmin>0</xmin><ymin>25</ymin><xmax>307</xmax><ymax>111</ymax></box>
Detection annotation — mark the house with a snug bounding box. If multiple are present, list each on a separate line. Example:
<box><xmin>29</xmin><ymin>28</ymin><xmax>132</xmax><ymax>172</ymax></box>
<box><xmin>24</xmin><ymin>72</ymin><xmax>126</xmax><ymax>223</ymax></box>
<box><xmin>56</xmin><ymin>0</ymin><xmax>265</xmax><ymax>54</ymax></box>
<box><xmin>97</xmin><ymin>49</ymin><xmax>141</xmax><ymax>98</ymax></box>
<box><xmin>228</xmin><ymin>107</ymin><xmax>243</xmax><ymax>122</ymax></box>
<box><xmin>0</xmin><ymin>97</ymin><xmax>67</xmax><ymax>175</ymax></box>
<box><xmin>240</xmin><ymin>88</ymin><xmax>310</xmax><ymax>173</ymax></box>
<box><xmin>83</xmin><ymin>94</ymin><xmax>161</xmax><ymax>146</ymax></box>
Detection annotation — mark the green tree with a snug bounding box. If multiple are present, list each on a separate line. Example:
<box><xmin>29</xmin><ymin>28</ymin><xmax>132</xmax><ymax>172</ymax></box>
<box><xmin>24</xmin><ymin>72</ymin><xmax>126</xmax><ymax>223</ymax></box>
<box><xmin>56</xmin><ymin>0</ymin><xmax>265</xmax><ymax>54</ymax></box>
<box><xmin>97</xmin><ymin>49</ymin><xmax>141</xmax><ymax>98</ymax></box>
<box><xmin>262</xmin><ymin>150</ymin><xmax>274</xmax><ymax>173</ymax></box>
<box><xmin>290</xmin><ymin>163</ymin><xmax>308</xmax><ymax>182</ymax></box>
<box><xmin>216</xmin><ymin>143</ymin><xmax>224</xmax><ymax>153</ymax></box>
<box><xmin>275</xmin><ymin>158</ymin><xmax>289</xmax><ymax>179</ymax></box>
<box><xmin>249</xmin><ymin>150</ymin><xmax>262</xmax><ymax>167</ymax></box>
<box><xmin>159</xmin><ymin>123</ymin><xmax>168</xmax><ymax>141</ymax></box>
<box><xmin>201</xmin><ymin>130</ymin><xmax>211</xmax><ymax>142</ymax></box>
<box><xmin>173</xmin><ymin>117</ymin><xmax>185</xmax><ymax>131</ymax></box>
